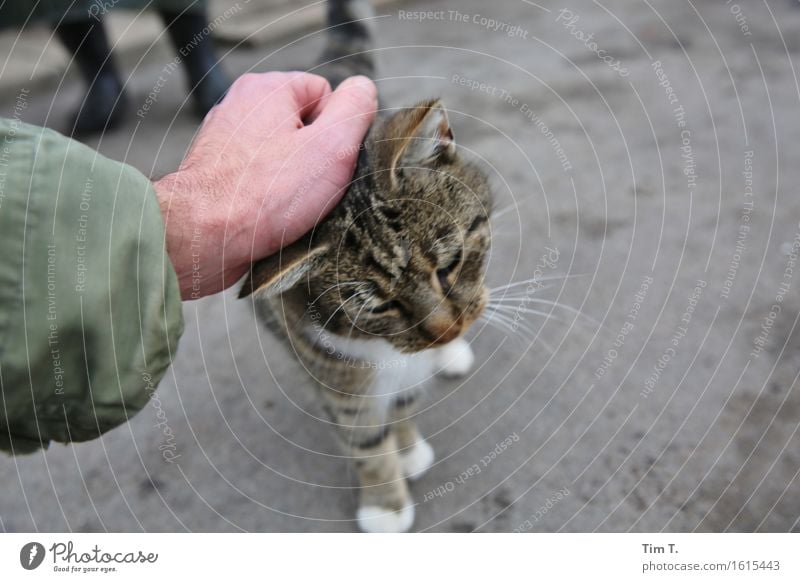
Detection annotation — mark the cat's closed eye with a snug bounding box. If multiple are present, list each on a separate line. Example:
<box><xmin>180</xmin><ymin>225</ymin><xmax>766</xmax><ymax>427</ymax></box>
<box><xmin>436</xmin><ymin>248</ymin><xmax>463</xmax><ymax>292</ymax></box>
<box><xmin>369</xmin><ymin>299</ymin><xmax>402</xmax><ymax>314</ymax></box>
<box><xmin>467</xmin><ymin>215</ymin><xmax>489</xmax><ymax>233</ymax></box>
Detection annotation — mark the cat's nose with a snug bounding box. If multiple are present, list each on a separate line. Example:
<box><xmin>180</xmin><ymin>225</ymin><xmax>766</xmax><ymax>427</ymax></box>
<box><xmin>421</xmin><ymin>314</ymin><xmax>463</xmax><ymax>345</ymax></box>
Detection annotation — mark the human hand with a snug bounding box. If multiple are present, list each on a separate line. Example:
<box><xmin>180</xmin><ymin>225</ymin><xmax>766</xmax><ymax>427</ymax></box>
<box><xmin>153</xmin><ymin>71</ymin><xmax>377</xmax><ymax>300</ymax></box>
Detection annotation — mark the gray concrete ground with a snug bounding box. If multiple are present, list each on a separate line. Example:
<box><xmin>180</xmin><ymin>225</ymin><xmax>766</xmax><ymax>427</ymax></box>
<box><xmin>2</xmin><ymin>0</ymin><xmax>800</xmax><ymax>532</ymax></box>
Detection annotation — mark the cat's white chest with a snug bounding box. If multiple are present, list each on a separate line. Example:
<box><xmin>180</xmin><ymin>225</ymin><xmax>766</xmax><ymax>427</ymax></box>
<box><xmin>324</xmin><ymin>336</ymin><xmax>436</xmax><ymax>396</ymax></box>
<box><xmin>319</xmin><ymin>334</ymin><xmax>475</xmax><ymax>406</ymax></box>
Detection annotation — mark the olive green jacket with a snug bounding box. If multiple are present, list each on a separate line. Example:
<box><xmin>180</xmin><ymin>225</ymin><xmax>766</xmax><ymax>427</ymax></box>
<box><xmin>0</xmin><ymin>118</ymin><xmax>183</xmax><ymax>454</ymax></box>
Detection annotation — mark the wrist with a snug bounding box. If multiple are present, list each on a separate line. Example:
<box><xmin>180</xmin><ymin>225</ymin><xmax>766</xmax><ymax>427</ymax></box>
<box><xmin>153</xmin><ymin>171</ymin><xmax>203</xmax><ymax>300</ymax></box>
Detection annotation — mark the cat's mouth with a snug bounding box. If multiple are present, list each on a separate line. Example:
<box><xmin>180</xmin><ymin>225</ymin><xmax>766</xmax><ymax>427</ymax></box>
<box><xmin>422</xmin><ymin>318</ymin><xmax>466</xmax><ymax>347</ymax></box>
<box><xmin>421</xmin><ymin>287</ymin><xmax>489</xmax><ymax>349</ymax></box>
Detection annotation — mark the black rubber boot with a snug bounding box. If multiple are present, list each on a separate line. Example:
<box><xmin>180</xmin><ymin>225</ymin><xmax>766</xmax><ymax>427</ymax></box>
<box><xmin>159</xmin><ymin>10</ymin><xmax>231</xmax><ymax>118</ymax></box>
<box><xmin>54</xmin><ymin>19</ymin><xmax>127</xmax><ymax>136</ymax></box>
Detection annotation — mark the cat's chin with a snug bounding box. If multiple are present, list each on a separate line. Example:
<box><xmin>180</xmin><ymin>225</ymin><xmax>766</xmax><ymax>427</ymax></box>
<box><xmin>387</xmin><ymin>335</ymin><xmax>468</xmax><ymax>354</ymax></box>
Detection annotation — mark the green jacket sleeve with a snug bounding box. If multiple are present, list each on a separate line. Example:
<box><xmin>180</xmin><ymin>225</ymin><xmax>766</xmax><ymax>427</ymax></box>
<box><xmin>0</xmin><ymin>118</ymin><xmax>184</xmax><ymax>454</ymax></box>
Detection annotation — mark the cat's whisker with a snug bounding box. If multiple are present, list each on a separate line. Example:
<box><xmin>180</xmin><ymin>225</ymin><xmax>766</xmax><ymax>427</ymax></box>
<box><xmin>490</xmin><ymin>201</ymin><xmax>524</xmax><ymax>221</ymax></box>
<box><xmin>484</xmin><ymin>303</ymin><xmax>566</xmax><ymax>342</ymax></box>
<box><xmin>297</xmin><ymin>283</ymin><xmax>367</xmax><ymax>335</ymax></box>
<box><xmin>490</xmin><ymin>281</ymin><xmax>554</xmax><ymax>295</ymax></box>
<box><xmin>489</xmin><ymin>298</ymin><xmax>573</xmax><ymax>311</ymax></box>
<box><xmin>489</xmin><ymin>273</ymin><xmax>587</xmax><ymax>294</ymax></box>
<box><xmin>490</xmin><ymin>297</ymin><xmax>598</xmax><ymax>330</ymax></box>
<box><xmin>495</xmin><ymin>273</ymin><xmax>588</xmax><ymax>289</ymax></box>
<box><xmin>482</xmin><ymin>306</ymin><xmax>546</xmax><ymax>340</ymax></box>
<box><xmin>479</xmin><ymin>316</ymin><xmax>517</xmax><ymax>339</ymax></box>
<box><xmin>300</xmin><ymin>288</ymin><xmax>364</xmax><ymax>336</ymax></box>
<box><xmin>479</xmin><ymin>311</ymin><xmax>522</xmax><ymax>338</ymax></box>
<box><xmin>321</xmin><ymin>296</ymin><xmax>371</xmax><ymax>388</ymax></box>
<box><xmin>307</xmin><ymin>281</ymin><xmax>367</xmax><ymax>307</ymax></box>
<box><xmin>516</xmin><ymin>298</ymin><xmax>602</xmax><ymax>328</ymax></box>
<box><xmin>489</xmin><ymin>285</ymin><xmax>555</xmax><ymax>299</ymax></box>
<box><xmin>488</xmin><ymin>297</ymin><xmax>606</xmax><ymax>340</ymax></box>
<box><xmin>346</xmin><ymin>299</ymin><xmax>372</xmax><ymax>343</ymax></box>
<box><xmin>478</xmin><ymin>312</ymin><xmax>554</xmax><ymax>354</ymax></box>
<box><xmin>485</xmin><ymin>303</ymin><xmax>562</xmax><ymax>323</ymax></box>
<box><xmin>488</xmin><ymin>297</ymin><xmax>550</xmax><ymax>302</ymax></box>
<box><xmin>319</xmin><ymin>291</ymin><xmax>367</xmax><ymax>334</ymax></box>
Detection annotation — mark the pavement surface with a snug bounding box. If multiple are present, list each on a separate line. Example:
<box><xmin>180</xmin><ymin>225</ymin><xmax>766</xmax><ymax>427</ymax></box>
<box><xmin>2</xmin><ymin>0</ymin><xmax>800</xmax><ymax>532</ymax></box>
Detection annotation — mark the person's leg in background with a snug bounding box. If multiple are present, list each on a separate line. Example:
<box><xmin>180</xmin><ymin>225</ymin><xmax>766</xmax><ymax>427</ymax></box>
<box><xmin>158</xmin><ymin>5</ymin><xmax>231</xmax><ymax>117</ymax></box>
<box><xmin>53</xmin><ymin>17</ymin><xmax>128</xmax><ymax>136</ymax></box>
<box><xmin>53</xmin><ymin>1</ymin><xmax>230</xmax><ymax>136</ymax></box>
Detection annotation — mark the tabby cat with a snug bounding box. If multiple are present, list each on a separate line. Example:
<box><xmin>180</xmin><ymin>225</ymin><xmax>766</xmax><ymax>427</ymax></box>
<box><xmin>239</xmin><ymin>0</ymin><xmax>493</xmax><ymax>532</ymax></box>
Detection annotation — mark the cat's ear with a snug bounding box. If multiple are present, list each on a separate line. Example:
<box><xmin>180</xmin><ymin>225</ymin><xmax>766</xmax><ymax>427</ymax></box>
<box><xmin>239</xmin><ymin>237</ymin><xmax>328</xmax><ymax>298</ymax></box>
<box><xmin>391</xmin><ymin>100</ymin><xmax>456</xmax><ymax>179</ymax></box>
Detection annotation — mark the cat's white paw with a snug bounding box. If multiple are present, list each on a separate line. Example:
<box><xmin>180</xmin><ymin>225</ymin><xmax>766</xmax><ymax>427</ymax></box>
<box><xmin>399</xmin><ymin>438</ymin><xmax>435</xmax><ymax>480</ymax></box>
<box><xmin>436</xmin><ymin>338</ymin><xmax>474</xmax><ymax>378</ymax></box>
<box><xmin>356</xmin><ymin>503</ymin><xmax>415</xmax><ymax>533</ymax></box>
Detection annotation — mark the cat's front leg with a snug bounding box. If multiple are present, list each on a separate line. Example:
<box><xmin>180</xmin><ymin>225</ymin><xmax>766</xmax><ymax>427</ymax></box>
<box><xmin>350</xmin><ymin>428</ymin><xmax>415</xmax><ymax>533</ymax></box>
<box><xmin>391</xmin><ymin>393</ymin><xmax>435</xmax><ymax>480</ymax></box>
<box><xmin>321</xmin><ymin>391</ymin><xmax>415</xmax><ymax>533</ymax></box>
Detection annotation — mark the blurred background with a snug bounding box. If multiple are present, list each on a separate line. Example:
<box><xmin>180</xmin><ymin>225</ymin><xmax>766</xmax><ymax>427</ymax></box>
<box><xmin>1</xmin><ymin>0</ymin><xmax>800</xmax><ymax>532</ymax></box>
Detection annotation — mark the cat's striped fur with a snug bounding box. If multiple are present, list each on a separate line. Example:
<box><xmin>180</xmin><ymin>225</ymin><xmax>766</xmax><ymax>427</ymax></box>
<box><xmin>240</xmin><ymin>0</ymin><xmax>493</xmax><ymax>532</ymax></box>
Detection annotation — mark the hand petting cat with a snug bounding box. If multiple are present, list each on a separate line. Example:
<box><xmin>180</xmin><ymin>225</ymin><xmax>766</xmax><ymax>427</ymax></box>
<box><xmin>154</xmin><ymin>71</ymin><xmax>378</xmax><ymax>300</ymax></box>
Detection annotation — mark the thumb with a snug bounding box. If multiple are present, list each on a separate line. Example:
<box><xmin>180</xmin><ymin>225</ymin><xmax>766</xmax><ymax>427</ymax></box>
<box><xmin>308</xmin><ymin>76</ymin><xmax>377</xmax><ymax>151</ymax></box>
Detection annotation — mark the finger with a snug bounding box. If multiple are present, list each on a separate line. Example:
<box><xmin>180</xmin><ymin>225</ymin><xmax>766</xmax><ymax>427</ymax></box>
<box><xmin>220</xmin><ymin>72</ymin><xmax>332</xmax><ymax>130</ymax></box>
<box><xmin>306</xmin><ymin>76</ymin><xmax>377</xmax><ymax>146</ymax></box>
<box><xmin>283</xmin><ymin>72</ymin><xmax>333</xmax><ymax>123</ymax></box>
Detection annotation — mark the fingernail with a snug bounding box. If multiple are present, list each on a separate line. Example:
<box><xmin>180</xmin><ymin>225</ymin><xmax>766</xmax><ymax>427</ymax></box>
<box><xmin>345</xmin><ymin>75</ymin><xmax>376</xmax><ymax>98</ymax></box>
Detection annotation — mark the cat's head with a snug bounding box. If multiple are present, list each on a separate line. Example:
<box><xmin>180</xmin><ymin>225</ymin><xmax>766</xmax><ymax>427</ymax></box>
<box><xmin>241</xmin><ymin>99</ymin><xmax>492</xmax><ymax>352</ymax></box>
